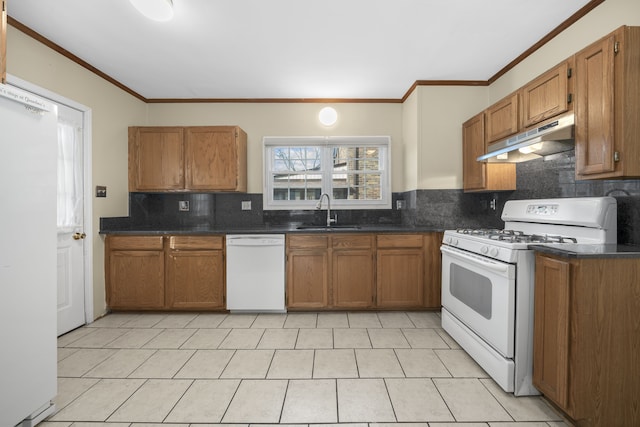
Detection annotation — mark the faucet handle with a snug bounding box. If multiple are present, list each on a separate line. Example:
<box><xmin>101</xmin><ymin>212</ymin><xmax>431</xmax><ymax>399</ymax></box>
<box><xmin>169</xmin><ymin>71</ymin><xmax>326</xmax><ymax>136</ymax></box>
<box><xmin>330</xmin><ymin>214</ymin><xmax>337</xmax><ymax>224</ymax></box>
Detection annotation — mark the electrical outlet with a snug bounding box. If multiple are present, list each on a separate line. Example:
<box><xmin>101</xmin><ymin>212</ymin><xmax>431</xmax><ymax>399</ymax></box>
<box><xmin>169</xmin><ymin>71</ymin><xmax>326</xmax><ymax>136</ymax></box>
<box><xmin>241</xmin><ymin>200</ymin><xmax>252</xmax><ymax>210</ymax></box>
<box><xmin>178</xmin><ymin>201</ymin><xmax>190</xmax><ymax>212</ymax></box>
<box><xmin>396</xmin><ymin>200</ymin><xmax>406</xmax><ymax>210</ymax></box>
<box><xmin>96</xmin><ymin>186</ymin><xmax>107</xmax><ymax>198</ymax></box>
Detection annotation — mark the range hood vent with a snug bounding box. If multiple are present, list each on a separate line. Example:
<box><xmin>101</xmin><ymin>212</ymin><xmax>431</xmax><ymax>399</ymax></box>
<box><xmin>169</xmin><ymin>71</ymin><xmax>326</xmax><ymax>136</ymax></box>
<box><xmin>477</xmin><ymin>114</ymin><xmax>575</xmax><ymax>163</ymax></box>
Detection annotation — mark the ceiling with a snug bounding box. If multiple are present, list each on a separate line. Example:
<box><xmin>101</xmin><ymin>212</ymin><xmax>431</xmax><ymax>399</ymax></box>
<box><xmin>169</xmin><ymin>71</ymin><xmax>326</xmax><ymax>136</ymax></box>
<box><xmin>8</xmin><ymin>0</ymin><xmax>596</xmax><ymax>101</ymax></box>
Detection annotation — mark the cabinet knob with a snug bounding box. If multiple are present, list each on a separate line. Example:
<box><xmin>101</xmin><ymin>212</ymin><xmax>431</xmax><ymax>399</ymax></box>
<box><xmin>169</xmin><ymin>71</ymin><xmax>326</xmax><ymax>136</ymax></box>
<box><xmin>73</xmin><ymin>232</ymin><xmax>87</xmax><ymax>240</ymax></box>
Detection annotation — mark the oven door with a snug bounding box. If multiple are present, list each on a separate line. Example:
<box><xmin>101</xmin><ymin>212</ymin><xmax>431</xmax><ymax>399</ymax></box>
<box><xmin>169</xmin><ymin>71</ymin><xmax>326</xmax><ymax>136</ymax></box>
<box><xmin>441</xmin><ymin>245</ymin><xmax>516</xmax><ymax>358</ymax></box>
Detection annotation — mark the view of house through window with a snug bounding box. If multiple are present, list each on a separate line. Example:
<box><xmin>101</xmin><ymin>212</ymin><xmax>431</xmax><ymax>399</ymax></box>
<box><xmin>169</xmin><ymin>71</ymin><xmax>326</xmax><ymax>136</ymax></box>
<box><xmin>264</xmin><ymin>136</ymin><xmax>390</xmax><ymax>210</ymax></box>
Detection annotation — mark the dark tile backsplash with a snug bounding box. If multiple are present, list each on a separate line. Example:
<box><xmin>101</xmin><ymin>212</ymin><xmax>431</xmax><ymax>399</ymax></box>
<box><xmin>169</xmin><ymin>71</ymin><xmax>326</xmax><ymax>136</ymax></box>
<box><xmin>115</xmin><ymin>149</ymin><xmax>640</xmax><ymax>244</ymax></box>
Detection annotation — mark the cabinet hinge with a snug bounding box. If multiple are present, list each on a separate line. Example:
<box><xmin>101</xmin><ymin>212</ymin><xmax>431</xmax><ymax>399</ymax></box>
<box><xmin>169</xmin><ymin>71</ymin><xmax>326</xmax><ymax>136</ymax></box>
<box><xmin>614</xmin><ymin>151</ymin><xmax>620</xmax><ymax>162</ymax></box>
<box><xmin>567</xmin><ymin>93</ymin><xmax>572</xmax><ymax>104</ymax></box>
<box><xmin>567</xmin><ymin>67</ymin><xmax>572</xmax><ymax>78</ymax></box>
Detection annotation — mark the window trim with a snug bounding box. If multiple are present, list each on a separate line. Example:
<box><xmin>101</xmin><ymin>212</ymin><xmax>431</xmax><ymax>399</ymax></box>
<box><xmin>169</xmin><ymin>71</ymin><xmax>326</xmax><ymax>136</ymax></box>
<box><xmin>263</xmin><ymin>135</ymin><xmax>391</xmax><ymax>210</ymax></box>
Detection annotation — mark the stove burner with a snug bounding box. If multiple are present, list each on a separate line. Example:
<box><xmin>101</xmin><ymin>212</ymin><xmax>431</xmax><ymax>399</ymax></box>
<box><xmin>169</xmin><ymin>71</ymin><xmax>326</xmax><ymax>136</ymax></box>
<box><xmin>454</xmin><ymin>229</ymin><xmax>580</xmax><ymax>244</ymax></box>
<box><xmin>455</xmin><ymin>228</ymin><xmax>501</xmax><ymax>236</ymax></box>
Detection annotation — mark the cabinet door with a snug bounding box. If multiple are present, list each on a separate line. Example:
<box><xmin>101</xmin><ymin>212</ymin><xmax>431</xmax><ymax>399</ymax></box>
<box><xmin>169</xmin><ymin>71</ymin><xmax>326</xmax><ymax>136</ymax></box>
<box><xmin>108</xmin><ymin>249</ymin><xmax>165</xmax><ymax>309</ymax></box>
<box><xmin>129</xmin><ymin>127</ymin><xmax>184</xmax><ymax>191</ymax></box>
<box><xmin>166</xmin><ymin>250</ymin><xmax>225</xmax><ymax>309</ymax></box>
<box><xmin>333</xmin><ymin>250</ymin><xmax>374</xmax><ymax>308</ymax></box>
<box><xmin>575</xmin><ymin>34</ymin><xmax>616</xmax><ymax>177</ymax></box>
<box><xmin>287</xmin><ymin>250</ymin><xmax>329</xmax><ymax>308</ymax></box>
<box><xmin>522</xmin><ymin>62</ymin><xmax>571</xmax><ymax>128</ymax></box>
<box><xmin>185</xmin><ymin>126</ymin><xmax>245</xmax><ymax>191</ymax></box>
<box><xmin>485</xmin><ymin>93</ymin><xmax>519</xmax><ymax>143</ymax></box>
<box><xmin>533</xmin><ymin>255</ymin><xmax>571</xmax><ymax>410</ymax></box>
<box><xmin>331</xmin><ymin>235</ymin><xmax>374</xmax><ymax>308</ymax></box>
<box><xmin>462</xmin><ymin>112</ymin><xmax>487</xmax><ymax>191</ymax></box>
<box><xmin>376</xmin><ymin>248</ymin><xmax>424</xmax><ymax>307</ymax></box>
<box><xmin>287</xmin><ymin>234</ymin><xmax>329</xmax><ymax>308</ymax></box>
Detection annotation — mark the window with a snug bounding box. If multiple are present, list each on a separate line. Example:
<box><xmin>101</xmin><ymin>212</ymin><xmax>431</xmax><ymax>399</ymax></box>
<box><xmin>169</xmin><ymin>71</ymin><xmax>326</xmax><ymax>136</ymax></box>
<box><xmin>57</xmin><ymin>119</ymin><xmax>83</xmax><ymax>230</ymax></box>
<box><xmin>263</xmin><ymin>136</ymin><xmax>391</xmax><ymax>210</ymax></box>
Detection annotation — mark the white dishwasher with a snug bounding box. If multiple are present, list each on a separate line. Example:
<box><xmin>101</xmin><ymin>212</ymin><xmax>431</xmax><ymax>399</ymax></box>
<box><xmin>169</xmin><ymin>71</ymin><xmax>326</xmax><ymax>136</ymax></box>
<box><xmin>226</xmin><ymin>234</ymin><xmax>286</xmax><ymax>313</ymax></box>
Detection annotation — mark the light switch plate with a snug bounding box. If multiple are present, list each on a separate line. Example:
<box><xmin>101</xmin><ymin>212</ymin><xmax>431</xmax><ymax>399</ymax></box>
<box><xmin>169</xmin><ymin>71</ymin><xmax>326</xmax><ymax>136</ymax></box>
<box><xmin>241</xmin><ymin>200</ymin><xmax>251</xmax><ymax>210</ymax></box>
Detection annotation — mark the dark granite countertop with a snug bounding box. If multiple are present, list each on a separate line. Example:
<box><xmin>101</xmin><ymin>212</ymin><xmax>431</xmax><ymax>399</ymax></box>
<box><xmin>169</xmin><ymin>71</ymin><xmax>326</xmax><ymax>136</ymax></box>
<box><xmin>529</xmin><ymin>243</ymin><xmax>640</xmax><ymax>259</ymax></box>
<box><xmin>99</xmin><ymin>217</ymin><xmax>444</xmax><ymax>235</ymax></box>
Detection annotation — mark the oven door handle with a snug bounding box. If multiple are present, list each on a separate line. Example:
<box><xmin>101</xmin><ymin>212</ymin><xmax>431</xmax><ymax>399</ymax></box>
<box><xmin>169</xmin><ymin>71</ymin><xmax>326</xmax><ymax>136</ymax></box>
<box><xmin>440</xmin><ymin>245</ymin><xmax>511</xmax><ymax>274</ymax></box>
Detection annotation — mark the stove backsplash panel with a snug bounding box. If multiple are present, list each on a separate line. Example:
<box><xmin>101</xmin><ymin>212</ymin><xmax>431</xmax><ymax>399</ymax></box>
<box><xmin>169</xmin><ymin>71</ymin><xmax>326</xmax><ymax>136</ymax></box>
<box><xmin>122</xmin><ymin>150</ymin><xmax>640</xmax><ymax>245</ymax></box>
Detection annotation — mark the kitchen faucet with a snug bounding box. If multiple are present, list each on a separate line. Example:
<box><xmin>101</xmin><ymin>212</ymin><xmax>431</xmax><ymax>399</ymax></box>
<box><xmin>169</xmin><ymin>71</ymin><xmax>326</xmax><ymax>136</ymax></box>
<box><xmin>316</xmin><ymin>193</ymin><xmax>337</xmax><ymax>227</ymax></box>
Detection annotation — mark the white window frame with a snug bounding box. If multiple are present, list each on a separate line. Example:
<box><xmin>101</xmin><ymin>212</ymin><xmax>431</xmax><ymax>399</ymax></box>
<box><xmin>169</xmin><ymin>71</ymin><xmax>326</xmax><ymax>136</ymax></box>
<box><xmin>263</xmin><ymin>135</ymin><xmax>391</xmax><ymax>210</ymax></box>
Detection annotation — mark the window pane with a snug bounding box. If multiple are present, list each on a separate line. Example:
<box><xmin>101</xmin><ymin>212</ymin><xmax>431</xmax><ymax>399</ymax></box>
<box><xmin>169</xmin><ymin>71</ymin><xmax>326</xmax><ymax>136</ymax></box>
<box><xmin>271</xmin><ymin>172</ymin><xmax>322</xmax><ymax>201</ymax></box>
<box><xmin>332</xmin><ymin>173</ymin><xmax>382</xmax><ymax>200</ymax></box>
<box><xmin>273</xmin><ymin>146</ymin><xmax>322</xmax><ymax>172</ymax></box>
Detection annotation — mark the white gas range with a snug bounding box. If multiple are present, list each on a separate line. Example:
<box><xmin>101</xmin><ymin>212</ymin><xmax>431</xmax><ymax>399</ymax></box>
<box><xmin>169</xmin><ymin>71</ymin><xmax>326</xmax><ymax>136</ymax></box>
<box><xmin>440</xmin><ymin>197</ymin><xmax>617</xmax><ymax>396</ymax></box>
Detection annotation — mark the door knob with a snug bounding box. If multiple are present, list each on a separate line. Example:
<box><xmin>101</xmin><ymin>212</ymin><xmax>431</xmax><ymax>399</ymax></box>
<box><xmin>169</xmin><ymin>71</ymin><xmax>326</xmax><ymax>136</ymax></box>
<box><xmin>73</xmin><ymin>232</ymin><xmax>87</xmax><ymax>240</ymax></box>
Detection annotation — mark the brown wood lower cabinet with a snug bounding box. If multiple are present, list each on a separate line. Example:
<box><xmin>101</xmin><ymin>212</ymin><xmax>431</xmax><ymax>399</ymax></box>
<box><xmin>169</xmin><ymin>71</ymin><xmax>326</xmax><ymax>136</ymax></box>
<box><xmin>106</xmin><ymin>235</ymin><xmax>165</xmax><ymax>310</ymax></box>
<box><xmin>332</xmin><ymin>235</ymin><xmax>374</xmax><ymax>308</ymax></box>
<box><xmin>533</xmin><ymin>253</ymin><xmax>640</xmax><ymax>426</ymax></box>
<box><xmin>166</xmin><ymin>236</ymin><xmax>225</xmax><ymax>309</ymax></box>
<box><xmin>376</xmin><ymin>234</ymin><xmax>424</xmax><ymax>308</ymax></box>
<box><xmin>286</xmin><ymin>232</ymin><xmax>442</xmax><ymax>310</ymax></box>
<box><xmin>286</xmin><ymin>235</ymin><xmax>330</xmax><ymax>309</ymax></box>
<box><xmin>105</xmin><ymin>234</ymin><xmax>225</xmax><ymax>311</ymax></box>
<box><xmin>106</xmin><ymin>231</ymin><xmax>443</xmax><ymax>312</ymax></box>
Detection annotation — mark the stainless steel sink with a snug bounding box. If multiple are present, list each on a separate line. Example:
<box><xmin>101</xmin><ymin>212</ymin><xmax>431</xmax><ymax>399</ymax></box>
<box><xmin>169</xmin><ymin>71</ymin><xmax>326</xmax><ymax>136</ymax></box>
<box><xmin>296</xmin><ymin>224</ymin><xmax>361</xmax><ymax>231</ymax></box>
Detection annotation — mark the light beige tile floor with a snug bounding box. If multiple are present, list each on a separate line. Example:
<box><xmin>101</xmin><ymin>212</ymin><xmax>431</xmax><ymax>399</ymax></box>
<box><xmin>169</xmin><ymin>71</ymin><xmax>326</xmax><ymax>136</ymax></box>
<box><xmin>43</xmin><ymin>311</ymin><xmax>569</xmax><ymax>427</ymax></box>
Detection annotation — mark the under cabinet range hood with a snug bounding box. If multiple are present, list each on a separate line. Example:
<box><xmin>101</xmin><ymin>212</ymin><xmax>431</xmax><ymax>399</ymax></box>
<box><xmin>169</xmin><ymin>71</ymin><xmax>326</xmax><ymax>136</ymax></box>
<box><xmin>477</xmin><ymin>114</ymin><xmax>575</xmax><ymax>163</ymax></box>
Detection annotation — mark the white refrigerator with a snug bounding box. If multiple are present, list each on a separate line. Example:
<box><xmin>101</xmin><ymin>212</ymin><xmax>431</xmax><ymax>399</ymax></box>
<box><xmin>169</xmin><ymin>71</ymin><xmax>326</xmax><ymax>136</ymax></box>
<box><xmin>0</xmin><ymin>83</ymin><xmax>58</xmax><ymax>426</ymax></box>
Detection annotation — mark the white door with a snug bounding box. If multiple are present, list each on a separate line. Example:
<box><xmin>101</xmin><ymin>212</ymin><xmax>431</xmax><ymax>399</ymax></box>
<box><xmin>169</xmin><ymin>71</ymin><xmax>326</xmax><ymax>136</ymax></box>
<box><xmin>56</xmin><ymin>103</ymin><xmax>86</xmax><ymax>336</ymax></box>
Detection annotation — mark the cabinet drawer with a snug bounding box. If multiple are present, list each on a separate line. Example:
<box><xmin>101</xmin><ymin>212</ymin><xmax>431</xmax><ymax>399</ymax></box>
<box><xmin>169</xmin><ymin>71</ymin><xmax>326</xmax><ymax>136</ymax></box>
<box><xmin>332</xmin><ymin>234</ymin><xmax>373</xmax><ymax>250</ymax></box>
<box><xmin>376</xmin><ymin>234</ymin><xmax>424</xmax><ymax>249</ymax></box>
<box><xmin>107</xmin><ymin>235</ymin><xmax>164</xmax><ymax>250</ymax></box>
<box><xmin>169</xmin><ymin>235</ymin><xmax>224</xmax><ymax>250</ymax></box>
<box><xmin>288</xmin><ymin>235</ymin><xmax>329</xmax><ymax>249</ymax></box>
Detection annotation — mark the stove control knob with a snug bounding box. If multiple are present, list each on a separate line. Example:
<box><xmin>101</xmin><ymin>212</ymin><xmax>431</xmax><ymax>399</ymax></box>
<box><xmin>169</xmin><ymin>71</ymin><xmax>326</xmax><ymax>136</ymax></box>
<box><xmin>446</xmin><ymin>237</ymin><xmax>458</xmax><ymax>246</ymax></box>
<box><xmin>481</xmin><ymin>246</ymin><xmax>489</xmax><ymax>254</ymax></box>
<box><xmin>490</xmin><ymin>247</ymin><xmax>499</xmax><ymax>257</ymax></box>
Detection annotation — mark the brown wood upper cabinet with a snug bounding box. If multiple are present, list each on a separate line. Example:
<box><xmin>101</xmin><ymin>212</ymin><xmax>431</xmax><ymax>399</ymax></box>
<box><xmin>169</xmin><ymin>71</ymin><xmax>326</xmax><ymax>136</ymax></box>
<box><xmin>485</xmin><ymin>92</ymin><xmax>519</xmax><ymax>143</ymax></box>
<box><xmin>462</xmin><ymin>112</ymin><xmax>516</xmax><ymax>193</ymax></box>
<box><xmin>574</xmin><ymin>26</ymin><xmax>640</xmax><ymax>180</ymax></box>
<box><xmin>129</xmin><ymin>126</ymin><xmax>247</xmax><ymax>192</ymax></box>
<box><xmin>521</xmin><ymin>61</ymin><xmax>572</xmax><ymax>128</ymax></box>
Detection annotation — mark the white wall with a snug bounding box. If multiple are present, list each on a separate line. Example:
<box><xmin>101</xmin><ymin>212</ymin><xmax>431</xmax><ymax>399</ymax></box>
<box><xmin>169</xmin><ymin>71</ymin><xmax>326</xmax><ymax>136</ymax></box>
<box><xmin>416</xmin><ymin>86</ymin><xmax>488</xmax><ymax>189</ymax></box>
<box><xmin>401</xmin><ymin>90</ymin><xmax>419</xmax><ymax>191</ymax></box>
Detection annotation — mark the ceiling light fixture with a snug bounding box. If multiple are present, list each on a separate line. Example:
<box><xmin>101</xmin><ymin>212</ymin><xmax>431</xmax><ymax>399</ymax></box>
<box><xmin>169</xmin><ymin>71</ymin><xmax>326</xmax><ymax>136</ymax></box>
<box><xmin>129</xmin><ymin>0</ymin><xmax>174</xmax><ymax>22</ymax></box>
<box><xmin>318</xmin><ymin>107</ymin><xmax>338</xmax><ymax>126</ymax></box>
